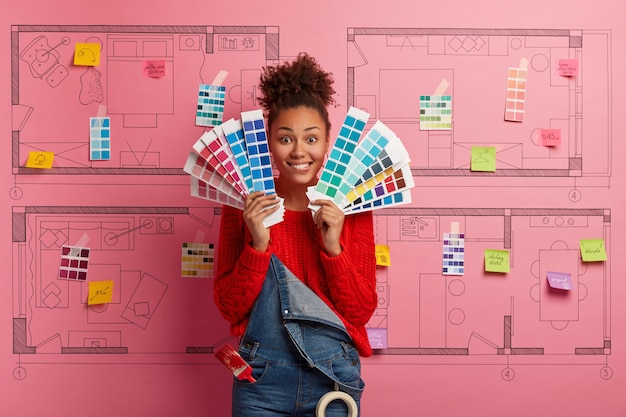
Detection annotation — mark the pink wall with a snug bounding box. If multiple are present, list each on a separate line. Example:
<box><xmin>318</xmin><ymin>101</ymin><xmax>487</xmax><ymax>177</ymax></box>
<box><xmin>1</xmin><ymin>0</ymin><xmax>626</xmax><ymax>416</ymax></box>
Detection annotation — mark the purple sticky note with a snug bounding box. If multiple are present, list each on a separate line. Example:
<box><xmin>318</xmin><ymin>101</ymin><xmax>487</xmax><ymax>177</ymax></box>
<box><xmin>366</xmin><ymin>328</ymin><xmax>388</xmax><ymax>349</ymax></box>
<box><xmin>547</xmin><ymin>271</ymin><xmax>573</xmax><ymax>290</ymax></box>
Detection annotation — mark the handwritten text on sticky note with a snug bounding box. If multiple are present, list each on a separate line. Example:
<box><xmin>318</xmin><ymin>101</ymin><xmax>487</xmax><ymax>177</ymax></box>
<box><xmin>579</xmin><ymin>239</ymin><xmax>607</xmax><ymax>262</ymax></box>
<box><xmin>74</xmin><ymin>43</ymin><xmax>101</xmax><ymax>66</ymax></box>
<box><xmin>540</xmin><ymin>129</ymin><xmax>561</xmax><ymax>147</ymax></box>
<box><xmin>558</xmin><ymin>59</ymin><xmax>579</xmax><ymax>77</ymax></box>
<box><xmin>375</xmin><ymin>244</ymin><xmax>391</xmax><ymax>266</ymax></box>
<box><xmin>26</xmin><ymin>151</ymin><xmax>54</xmax><ymax>169</ymax></box>
<box><xmin>547</xmin><ymin>271</ymin><xmax>573</xmax><ymax>290</ymax></box>
<box><xmin>484</xmin><ymin>249</ymin><xmax>510</xmax><ymax>273</ymax></box>
<box><xmin>144</xmin><ymin>59</ymin><xmax>166</xmax><ymax>78</ymax></box>
<box><xmin>471</xmin><ymin>147</ymin><xmax>496</xmax><ymax>172</ymax></box>
<box><xmin>88</xmin><ymin>280</ymin><xmax>114</xmax><ymax>305</ymax></box>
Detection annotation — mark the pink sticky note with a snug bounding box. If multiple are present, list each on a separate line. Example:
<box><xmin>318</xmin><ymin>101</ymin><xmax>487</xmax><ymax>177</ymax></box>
<box><xmin>540</xmin><ymin>129</ymin><xmax>561</xmax><ymax>147</ymax></box>
<box><xmin>547</xmin><ymin>271</ymin><xmax>573</xmax><ymax>290</ymax></box>
<box><xmin>558</xmin><ymin>59</ymin><xmax>578</xmax><ymax>77</ymax></box>
<box><xmin>143</xmin><ymin>59</ymin><xmax>166</xmax><ymax>78</ymax></box>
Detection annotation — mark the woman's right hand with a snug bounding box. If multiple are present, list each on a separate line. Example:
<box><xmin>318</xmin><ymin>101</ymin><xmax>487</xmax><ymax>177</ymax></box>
<box><xmin>242</xmin><ymin>191</ymin><xmax>280</xmax><ymax>252</ymax></box>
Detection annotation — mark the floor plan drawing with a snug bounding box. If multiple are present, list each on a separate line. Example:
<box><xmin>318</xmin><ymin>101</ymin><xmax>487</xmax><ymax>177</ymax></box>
<box><xmin>12</xmin><ymin>25</ymin><xmax>279</xmax><ymax>176</ymax></box>
<box><xmin>347</xmin><ymin>28</ymin><xmax>612</xmax><ymax>202</ymax></box>
<box><xmin>9</xmin><ymin>24</ymin><xmax>614</xmax><ymax>377</ymax></box>
<box><xmin>368</xmin><ymin>207</ymin><xmax>612</xmax><ymax>380</ymax></box>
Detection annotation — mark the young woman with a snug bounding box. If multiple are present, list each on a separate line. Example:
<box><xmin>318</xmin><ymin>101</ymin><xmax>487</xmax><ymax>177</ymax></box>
<box><xmin>214</xmin><ymin>53</ymin><xmax>377</xmax><ymax>417</ymax></box>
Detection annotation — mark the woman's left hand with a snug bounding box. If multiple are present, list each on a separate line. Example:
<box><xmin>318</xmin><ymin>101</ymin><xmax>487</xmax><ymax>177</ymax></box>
<box><xmin>311</xmin><ymin>199</ymin><xmax>345</xmax><ymax>257</ymax></box>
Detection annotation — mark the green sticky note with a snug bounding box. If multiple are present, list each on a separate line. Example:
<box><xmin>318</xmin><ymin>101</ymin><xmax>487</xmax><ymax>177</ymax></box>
<box><xmin>484</xmin><ymin>249</ymin><xmax>510</xmax><ymax>273</ymax></box>
<box><xmin>579</xmin><ymin>239</ymin><xmax>607</xmax><ymax>262</ymax></box>
<box><xmin>471</xmin><ymin>146</ymin><xmax>496</xmax><ymax>172</ymax></box>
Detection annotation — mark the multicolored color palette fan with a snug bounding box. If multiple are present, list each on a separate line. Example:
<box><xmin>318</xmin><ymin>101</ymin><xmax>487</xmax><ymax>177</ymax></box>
<box><xmin>184</xmin><ymin>107</ymin><xmax>414</xmax><ymax>225</ymax></box>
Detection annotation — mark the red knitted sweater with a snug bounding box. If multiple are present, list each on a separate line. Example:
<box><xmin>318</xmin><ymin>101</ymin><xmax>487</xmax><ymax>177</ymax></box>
<box><xmin>214</xmin><ymin>205</ymin><xmax>378</xmax><ymax>357</ymax></box>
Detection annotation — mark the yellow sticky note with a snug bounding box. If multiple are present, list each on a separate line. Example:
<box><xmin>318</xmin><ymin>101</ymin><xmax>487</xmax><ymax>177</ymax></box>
<box><xmin>579</xmin><ymin>239</ymin><xmax>607</xmax><ymax>262</ymax></box>
<box><xmin>74</xmin><ymin>43</ymin><xmax>101</xmax><ymax>66</ymax></box>
<box><xmin>375</xmin><ymin>244</ymin><xmax>391</xmax><ymax>267</ymax></box>
<box><xmin>484</xmin><ymin>249</ymin><xmax>510</xmax><ymax>273</ymax></box>
<box><xmin>471</xmin><ymin>146</ymin><xmax>496</xmax><ymax>172</ymax></box>
<box><xmin>25</xmin><ymin>151</ymin><xmax>54</xmax><ymax>169</ymax></box>
<box><xmin>88</xmin><ymin>280</ymin><xmax>114</xmax><ymax>305</ymax></box>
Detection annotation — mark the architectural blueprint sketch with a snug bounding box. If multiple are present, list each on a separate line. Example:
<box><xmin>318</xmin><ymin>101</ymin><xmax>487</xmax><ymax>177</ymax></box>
<box><xmin>2</xmin><ymin>1</ymin><xmax>625</xmax><ymax>415</ymax></box>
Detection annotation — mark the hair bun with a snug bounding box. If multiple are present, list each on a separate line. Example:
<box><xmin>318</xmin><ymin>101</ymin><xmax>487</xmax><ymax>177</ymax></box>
<box><xmin>259</xmin><ymin>53</ymin><xmax>336</xmax><ymax>112</ymax></box>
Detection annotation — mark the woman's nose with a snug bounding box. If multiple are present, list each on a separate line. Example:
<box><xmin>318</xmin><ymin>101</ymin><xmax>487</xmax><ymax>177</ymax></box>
<box><xmin>291</xmin><ymin>140</ymin><xmax>305</xmax><ymax>156</ymax></box>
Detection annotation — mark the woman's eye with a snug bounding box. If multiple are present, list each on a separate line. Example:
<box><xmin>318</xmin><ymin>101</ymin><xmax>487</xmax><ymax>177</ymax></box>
<box><xmin>280</xmin><ymin>136</ymin><xmax>292</xmax><ymax>143</ymax></box>
<box><xmin>307</xmin><ymin>136</ymin><xmax>318</xmax><ymax>143</ymax></box>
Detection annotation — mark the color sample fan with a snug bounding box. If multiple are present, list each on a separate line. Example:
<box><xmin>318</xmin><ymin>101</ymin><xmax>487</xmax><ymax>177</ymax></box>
<box><xmin>184</xmin><ymin>109</ymin><xmax>284</xmax><ymax>227</ymax></box>
<box><xmin>184</xmin><ymin>107</ymin><xmax>414</xmax><ymax>224</ymax></box>
<box><xmin>308</xmin><ymin>106</ymin><xmax>414</xmax><ymax>214</ymax></box>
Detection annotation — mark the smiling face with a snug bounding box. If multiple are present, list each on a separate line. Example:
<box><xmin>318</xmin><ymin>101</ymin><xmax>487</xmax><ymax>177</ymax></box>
<box><xmin>269</xmin><ymin>106</ymin><xmax>330</xmax><ymax>190</ymax></box>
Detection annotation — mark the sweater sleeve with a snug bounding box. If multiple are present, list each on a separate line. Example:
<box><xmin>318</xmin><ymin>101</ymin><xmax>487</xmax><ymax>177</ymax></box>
<box><xmin>213</xmin><ymin>205</ymin><xmax>271</xmax><ymax>329</ymax></box>
<box><xmin>320</xmin><ymin>211</ymin><xmax>377</xmax><ymax>327</ymax></box>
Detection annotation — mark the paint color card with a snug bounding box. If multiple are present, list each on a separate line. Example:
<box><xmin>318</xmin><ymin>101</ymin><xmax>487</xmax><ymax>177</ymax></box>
<box><xmin>443</xmin><ymin>232</ymin><xmax>465</xmax><ymax>275</ymax></box>
<box><xmin>241</xmin><ymin>110</ymin><xmax>275</xmax><ymax>193</ymax></box>
<box><xmin>349</xmin><ymin>190</ymin><xmax>412</xmax><ymax>213</ymax></box>
<box><xmin>222</xmin><ymin>118</ymin><xmax>251</xmax><ymax>194</ymax></box>
<box><xmin>337</xmin><ymin>121</ymin><xmax>394</xmax><ymax>196</ymax></box>
<box><xmin>196</xmin><ymin>84</ymin><xmax>226</xmax><ymax>127</ymax></box>
<box><xmin>58</xmin><ymin>245</ymin><xmax>90</xmax><ymax>281</ymax></box>
<box><xmin>181</xmin><ymin>242</ymin><xmax>214</xmax><ymax>278</ymax></box>
<box><xmin>314</xmin><ymin>106</ymin><xmax>369</xmax><ymax>203</ymax></box>
<box><xmin>504</xmin><ymin>67</ymin><xmax>527</xmax><ymax>122</ymax></box>
<box><xmin>484</xmin><ymin>249</ymin><xmax>510</xmax><ymax>273</ymax></box>
<box><xmin>344</xmin><ymin>137</ymin><xmax>411</xmax><ymax>205</ymax></box>
<box><xmin>193</xmin><ymin>129</ymin><xmax>246</xmax><ymax>195</ymax></box>
<box><xmin>420</xmin><ymin>95</ymin><xmax>452</xmax><ymax>130</ymax></box>
<box><xmin>190</xmin><ymin>177</ymin><xmax>245</xmax><ymax>209</ymax></box>
<box><xmin>183</xmin><ymin>151</ymin><xmax>243</xmax><ymax>201</ymax></box>
<box><xmin>89</xmin><ymin>117</ymin><xmax>111</xmax><ymax>160</ymax></box>
<box><xmin>212</xmin><ymin>125</ymin><xmax>247</xmax><ymax>195</ymax></box>
<box><xmin>344</xmin><ymin>165</ymin><xmax>414</xmax><ymax>213</ymax></box>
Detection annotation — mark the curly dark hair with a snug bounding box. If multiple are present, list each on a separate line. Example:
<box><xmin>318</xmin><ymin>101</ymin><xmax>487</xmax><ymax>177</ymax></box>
<box><xmin>258</xmin><ymin>53</ymin><xmax>336</xmax><ymax>132</ymax></box>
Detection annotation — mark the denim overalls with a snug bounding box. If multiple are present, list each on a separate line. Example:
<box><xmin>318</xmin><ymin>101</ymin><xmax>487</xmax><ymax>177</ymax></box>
<box><xmin>232</xmin><ymin>255</ymin><xmax>364</xmax><ymax>417</ymax></box>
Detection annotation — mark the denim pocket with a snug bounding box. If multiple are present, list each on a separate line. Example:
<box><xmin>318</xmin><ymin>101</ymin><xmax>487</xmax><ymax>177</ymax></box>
<box><xmin>328</xmin><ymin>344</ymin><xmax>364</xmax><ymax>396</ymax></box>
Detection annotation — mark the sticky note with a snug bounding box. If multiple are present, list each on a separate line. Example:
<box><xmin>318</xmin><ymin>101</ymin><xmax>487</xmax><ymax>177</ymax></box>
<box><xmin>558</xmin><ymin>59</ymin><xmax>579</xmax><ymax>77</ymax></box>
<box><xmin>366</xmin><ymin>328</ymin><xmax>388</xmax><ymax>349</ymax></box>
<box><xmin>579</xmin><ymin>239</ymin><xmax>607</xmax><ymax>262</ymax></box>
<box><xmin>88</xmin><ymin>280</ymin><xmax>114</xmax><ymax>305</ymax></box>
<box><xmin>74</xmin><ymin>43</ymin><xmax>101</xmax><ymax>66</ymax></box>
<box><xmin>484</xmin><ymin>249</ymin><xmax>510</xmax><ymax>273</ymax></box>
<box><xmin>540</xmin><ymin>129</ymin><xmax>561</xmax><ymax>147</ymax></box>
<box><xmin>471</xmin><ymin>147</ymin><xmax>496</xmax><ymax>172</ymax></box>
<box><xmin>26</xmin><ymin>151</ymin><xmax>54</xmax><ymax>169</ymax></box>
<box><xmin>547</xmin><ymin>271</ymin><xmax>573</xmax><ymax>290</ymax></box>
<box><xmin>375</xmin><ymin>244</ymin><xmax>391</xmax><ymax>266</ymax></box>
<box><xmin>144</xmin><ymin>59</ymin><xmax>166</xmax><ymax>78</ymax></box>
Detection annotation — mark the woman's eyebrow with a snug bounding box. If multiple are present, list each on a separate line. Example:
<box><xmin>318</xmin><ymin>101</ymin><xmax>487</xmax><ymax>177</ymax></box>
<box><xmin>275</xmin><ymin>125</ymin><xmax>321</xmax><ymax>133</ymax></box>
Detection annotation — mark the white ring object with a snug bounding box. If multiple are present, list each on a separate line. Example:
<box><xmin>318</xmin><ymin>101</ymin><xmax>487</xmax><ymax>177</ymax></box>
<box><xmin>316</xmin><ymin>390</ymin><xmax>358</xmax><ymax>417</ymax></box>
